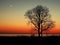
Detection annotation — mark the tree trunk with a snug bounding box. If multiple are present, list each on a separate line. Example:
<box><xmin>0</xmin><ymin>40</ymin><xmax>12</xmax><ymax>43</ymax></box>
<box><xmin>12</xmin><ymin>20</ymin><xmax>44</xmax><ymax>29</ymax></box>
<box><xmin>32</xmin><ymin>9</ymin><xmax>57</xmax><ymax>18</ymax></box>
<box><xmin>38</xmin><ymin>27</ymin><xmax>40</xmax><ymax>37</ymax></box>
<box><xmin>41</xmin><ymin>24</ymin><xmax>42</xmax><ymax>37</ymax></box>
<box><xmin>38</xmin><ymin>13</ymin><xmax>40</xmax><ymax>37</ymax></box>
<box><xmin>38</xmin><ymin>21</ymin><xmax>40</xmax><ymax>37</ymax></box>
<box><xmin>40</xmin><ymin>29</ymin><xmax>42</xmax><ymax>37</ymax></box>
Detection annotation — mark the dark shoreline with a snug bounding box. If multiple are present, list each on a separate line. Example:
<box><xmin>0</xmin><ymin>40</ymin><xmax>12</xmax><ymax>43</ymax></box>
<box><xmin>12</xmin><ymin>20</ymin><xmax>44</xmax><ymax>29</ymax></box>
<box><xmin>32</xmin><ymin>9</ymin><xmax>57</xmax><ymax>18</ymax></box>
<box><xmin>0</xmin><ymin>36</ymin><xmax>60</xmax><ymax>44</ymax></box>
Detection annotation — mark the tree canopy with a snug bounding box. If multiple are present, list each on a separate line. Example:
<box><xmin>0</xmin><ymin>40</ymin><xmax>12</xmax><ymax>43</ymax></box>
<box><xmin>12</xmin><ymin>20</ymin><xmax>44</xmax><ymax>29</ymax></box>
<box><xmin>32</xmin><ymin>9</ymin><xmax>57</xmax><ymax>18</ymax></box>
<box><xmin>24</xmin><ymin>5</ymin><xmax>55</xmax><ymax>36</ymax></box>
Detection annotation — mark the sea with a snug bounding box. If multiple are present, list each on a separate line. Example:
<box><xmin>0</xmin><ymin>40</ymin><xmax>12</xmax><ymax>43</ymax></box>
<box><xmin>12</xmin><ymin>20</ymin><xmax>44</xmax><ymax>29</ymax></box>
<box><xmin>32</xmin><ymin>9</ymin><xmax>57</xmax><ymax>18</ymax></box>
<box><xmin>0</xmin><ymin>34</ymin><xmax>60</xmax><ymax>37</ymax></box>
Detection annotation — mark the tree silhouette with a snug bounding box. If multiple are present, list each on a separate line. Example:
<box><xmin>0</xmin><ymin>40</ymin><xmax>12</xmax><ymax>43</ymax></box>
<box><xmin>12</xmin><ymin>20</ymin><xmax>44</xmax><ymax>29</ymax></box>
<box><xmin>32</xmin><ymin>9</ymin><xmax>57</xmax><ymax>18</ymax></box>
<box><xmin>24</xmin><ymin>5</ymin><xmax>55</xmax><ymax>37</ymax></box>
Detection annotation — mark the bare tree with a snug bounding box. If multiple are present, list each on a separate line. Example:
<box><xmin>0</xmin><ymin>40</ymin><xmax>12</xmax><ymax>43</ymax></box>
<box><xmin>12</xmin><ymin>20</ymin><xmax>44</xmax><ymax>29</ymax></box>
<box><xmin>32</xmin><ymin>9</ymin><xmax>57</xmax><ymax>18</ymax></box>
<box><xmin>24</xmin><ymin>5</ymin><xmax>55</xmax><ymax>37</ymax></box>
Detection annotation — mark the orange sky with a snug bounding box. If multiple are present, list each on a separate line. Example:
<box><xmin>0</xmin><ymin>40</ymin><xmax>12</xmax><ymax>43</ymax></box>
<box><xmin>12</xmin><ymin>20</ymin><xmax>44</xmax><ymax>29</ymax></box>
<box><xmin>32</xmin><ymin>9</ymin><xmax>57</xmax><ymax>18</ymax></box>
<box><xmin>0</xmin><ymin>26</ymin><xmax>32</xmax><ymax>34</ymax></box>
<box><xmin>0</xmin><ymin>25</ymin><xmax>60</xmax><ymax>34</ymax></box>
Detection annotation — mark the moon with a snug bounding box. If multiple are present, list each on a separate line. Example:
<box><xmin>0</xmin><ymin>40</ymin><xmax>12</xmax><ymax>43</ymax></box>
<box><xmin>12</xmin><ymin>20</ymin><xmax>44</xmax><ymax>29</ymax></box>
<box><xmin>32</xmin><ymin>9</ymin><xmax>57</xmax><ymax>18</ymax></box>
<box><xmin>9</xmin><ymin>4</ymin><xmax>13</xmax><ymax>8</ymax></box>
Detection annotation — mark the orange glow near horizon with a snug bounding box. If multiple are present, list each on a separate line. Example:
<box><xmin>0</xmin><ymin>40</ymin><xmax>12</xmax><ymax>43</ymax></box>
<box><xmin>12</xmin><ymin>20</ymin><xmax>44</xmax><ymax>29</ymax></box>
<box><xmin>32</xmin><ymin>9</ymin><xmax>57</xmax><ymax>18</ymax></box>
<box><xmin>0</xmin><ymin>25</ymin><xmax>32</xmax><ymax>34</ymax></box>
<box><xmin>0</xmin><ymin>25</ymin><xmax>60</xmax><ymax>34</ymax></box>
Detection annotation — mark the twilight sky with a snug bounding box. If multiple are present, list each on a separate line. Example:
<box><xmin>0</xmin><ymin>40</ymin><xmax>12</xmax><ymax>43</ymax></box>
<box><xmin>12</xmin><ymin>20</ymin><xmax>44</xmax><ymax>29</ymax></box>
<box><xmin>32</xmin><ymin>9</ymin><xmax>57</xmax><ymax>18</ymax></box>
<box><xmin>0</xmin><ymin>0</ymin><xmax>60</xmax><ymax>34</ymax></box>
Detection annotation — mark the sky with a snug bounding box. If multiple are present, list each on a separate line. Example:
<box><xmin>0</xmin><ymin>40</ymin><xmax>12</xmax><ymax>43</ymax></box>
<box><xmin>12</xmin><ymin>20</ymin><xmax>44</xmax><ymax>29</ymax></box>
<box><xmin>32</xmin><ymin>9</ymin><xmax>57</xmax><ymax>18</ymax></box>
<box><xmin>0</xmin><ymin>0</ymin><xmax>60</xmax><ymax>34</ymax></box>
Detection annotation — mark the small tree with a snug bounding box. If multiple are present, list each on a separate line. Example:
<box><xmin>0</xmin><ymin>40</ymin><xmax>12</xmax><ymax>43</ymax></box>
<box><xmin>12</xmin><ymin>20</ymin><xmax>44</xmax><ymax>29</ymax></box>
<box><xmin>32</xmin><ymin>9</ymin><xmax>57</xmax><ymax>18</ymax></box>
<box><xmin>24</xmin><ymin>5</ymin><xmax>55</xmax><ymax>37</ymax></box>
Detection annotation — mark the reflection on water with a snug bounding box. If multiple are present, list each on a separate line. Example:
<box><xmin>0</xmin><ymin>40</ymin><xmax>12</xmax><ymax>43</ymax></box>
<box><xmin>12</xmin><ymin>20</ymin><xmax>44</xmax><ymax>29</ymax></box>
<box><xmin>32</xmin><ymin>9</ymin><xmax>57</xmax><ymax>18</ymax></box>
<box><xmin>0</xmin><ymin>34</ymin><xmax>60</xmax><ymax>36</ymax></box>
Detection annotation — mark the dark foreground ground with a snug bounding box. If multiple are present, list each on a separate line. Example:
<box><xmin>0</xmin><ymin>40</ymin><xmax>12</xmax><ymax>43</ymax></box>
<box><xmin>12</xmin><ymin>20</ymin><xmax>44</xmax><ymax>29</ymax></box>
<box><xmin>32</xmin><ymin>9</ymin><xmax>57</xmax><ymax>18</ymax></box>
<box><xmin>0</xmin><ymin>36</ymin><xmax>60</xmax><ymax>45</ymax></box>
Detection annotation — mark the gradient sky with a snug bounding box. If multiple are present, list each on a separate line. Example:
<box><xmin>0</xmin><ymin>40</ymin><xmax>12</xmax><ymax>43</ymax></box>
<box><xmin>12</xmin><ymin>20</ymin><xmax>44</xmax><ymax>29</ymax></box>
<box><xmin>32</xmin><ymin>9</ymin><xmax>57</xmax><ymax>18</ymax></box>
<box><xmin>0</xmin><ymin>0</ymin><xmax>60</xmax><ymax>34</ymax></box>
